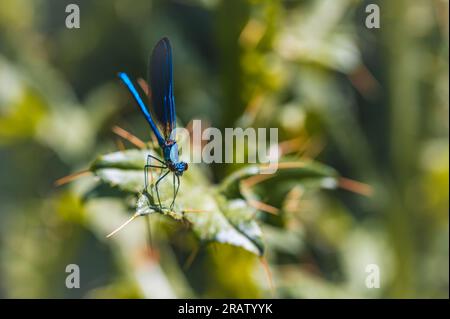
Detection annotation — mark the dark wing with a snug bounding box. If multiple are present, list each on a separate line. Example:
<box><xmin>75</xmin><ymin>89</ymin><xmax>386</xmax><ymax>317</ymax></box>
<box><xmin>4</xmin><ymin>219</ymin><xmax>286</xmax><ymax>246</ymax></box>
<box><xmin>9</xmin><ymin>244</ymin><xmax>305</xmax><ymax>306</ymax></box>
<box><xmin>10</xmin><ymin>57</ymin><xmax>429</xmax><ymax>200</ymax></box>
<box><xmin>149</xmin><ymin>37</ymin><xmax>176</xmax><ymax>140</ymax></box>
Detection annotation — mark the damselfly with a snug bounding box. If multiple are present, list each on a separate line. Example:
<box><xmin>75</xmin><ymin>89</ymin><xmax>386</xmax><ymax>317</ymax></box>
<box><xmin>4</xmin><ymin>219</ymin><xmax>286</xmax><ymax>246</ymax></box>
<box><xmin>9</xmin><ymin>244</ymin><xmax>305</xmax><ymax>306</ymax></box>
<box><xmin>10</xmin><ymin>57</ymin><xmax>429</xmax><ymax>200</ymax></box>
<box><xmin>118</xmin><ymin>37</ymin><xmax>188</xmax><ymax>210</ymax></box>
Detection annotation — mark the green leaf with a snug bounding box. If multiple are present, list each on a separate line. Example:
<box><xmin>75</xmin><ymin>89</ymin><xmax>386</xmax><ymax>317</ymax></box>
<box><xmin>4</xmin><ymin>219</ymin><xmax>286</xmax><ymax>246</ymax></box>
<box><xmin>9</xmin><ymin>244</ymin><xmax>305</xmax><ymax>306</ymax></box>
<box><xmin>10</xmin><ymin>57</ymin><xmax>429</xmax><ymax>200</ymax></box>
<box><xmin>219</xmin><ymin>159</ymin><xmax>340</xmax><ymax>199</ymax></box>
<box><xmin>88</xmin><ymin>150</ymin><xmax>340</xmax><ymax>256</ymax></box>
<box><xmin>89</xmin><ymin>149</ymin><xmax>265</xmax><ymax>256</ymax></box>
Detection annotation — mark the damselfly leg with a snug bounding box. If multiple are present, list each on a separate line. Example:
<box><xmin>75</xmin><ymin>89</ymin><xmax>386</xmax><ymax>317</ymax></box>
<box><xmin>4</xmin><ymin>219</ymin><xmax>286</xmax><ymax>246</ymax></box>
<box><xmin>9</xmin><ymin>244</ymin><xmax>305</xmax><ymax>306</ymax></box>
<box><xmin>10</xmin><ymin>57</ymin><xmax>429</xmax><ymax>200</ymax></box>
<box><xmin>170</xmin><ymin>174</ymin><xmax>180</xmax><ymax>210</ymax></box>
<box><xmin>145</xmin><ymin>155</ymin><xmax>181</xmax><ymax>211</ymax></box>
<box><xmin>144</xmin><ymin>154</ymin><xmax>166</xmax><ymax>191</ymax></box>
<box><xmin>154</xmin><ymin>170</ymin><xmax>170</xmax><ymax>209</ymax></box>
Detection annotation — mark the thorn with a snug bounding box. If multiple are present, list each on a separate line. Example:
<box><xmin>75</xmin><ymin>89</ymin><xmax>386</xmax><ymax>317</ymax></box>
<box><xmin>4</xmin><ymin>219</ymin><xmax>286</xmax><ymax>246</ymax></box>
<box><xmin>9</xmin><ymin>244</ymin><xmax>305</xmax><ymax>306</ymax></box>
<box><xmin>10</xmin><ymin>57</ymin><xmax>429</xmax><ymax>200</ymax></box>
<box><xmin>242</xmin><ymin>174</ymin><xmax>274</xmax><ymax>188</ymax></box>
<box><xmin>260</xmin><ymin>256</ymin><xmax>275</xmax><ymax>297</ymax></box>
<box><xmin>258</xmin><ymin>161</ymin><xmax>309</xmax><ymax>173</ymax></box>
<box><xmin>54</xmin><ymin>170</ymin><xmax>91</xmax><ymax>187</ymax></box>
<box><xmin>185</xmin><ymin>118</ymin><xmax>210</xmax><ymax>150</ymax></box>
<box><xmin>247</xmin><ymin>199</ymin><xmax>279</xmax><ymax>215</ymax></box>
<box><xmin>283</xmin><ymin>186</ymin><xmax>304</xmax><ymax>213</ymax></box>
<box><xmin>277</xmin><ymin>136</ymin><xmax>305</xmax><ymax>157</ymax></box>
<box><xmin>183</xmin><ymin>208</ymin><xmax>209</xmax><ymax>213</ymax></box>
<box><xmin>115</xmin><ymin>138</ymin><xmax>126</xmax><ymax>151</ymax></box>
<box><xmin>300</xmin><ymin>137</ymin><xmax>326</xmax><ymax>160</ymax></box>
<box><xmin>106</xmin><ymin>213</ymin><xmax>139</xmax><ymax>238</ymax></box>
<box><xmin>112</xmin><ymin>125</ymin><xmax>146</xmax><ymax>149</ymax></box>
<box><xmin>241</xmin><ymin>94</ymin><xmax>264</xmax><ymax>124</ymax></box>
<box><xmin>348</xmin><ymin>64</ymin><xmax>380</xmax><ymax>98</ymax></box>
<box><xmin>137</xmin><ymin>78</ymin><xmax>151</xmax><ymax>97</ymax></box>
<box><xmin>239</xmin><ymin>19</ymin><xmax>266</xmax><ymax>48</ymax></box>
<box><xmin>183</xmin><ymin>245</ymin><xmax>199</xmax><ymax>270</ymax></box>
<box><xmin>339</xmin><ymin>177</ymin><xmax>373</xmax><ymax>197</ymax></box>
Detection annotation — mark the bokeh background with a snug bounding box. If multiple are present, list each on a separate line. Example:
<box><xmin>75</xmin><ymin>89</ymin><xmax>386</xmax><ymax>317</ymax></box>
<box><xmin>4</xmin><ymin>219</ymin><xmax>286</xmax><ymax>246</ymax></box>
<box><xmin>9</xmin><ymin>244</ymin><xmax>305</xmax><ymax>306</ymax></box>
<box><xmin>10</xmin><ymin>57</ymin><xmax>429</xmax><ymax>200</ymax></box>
<box><xmin>0</xmin><ymin>0</ymin><xmax>448</xmax><ymax>298</ymax></box>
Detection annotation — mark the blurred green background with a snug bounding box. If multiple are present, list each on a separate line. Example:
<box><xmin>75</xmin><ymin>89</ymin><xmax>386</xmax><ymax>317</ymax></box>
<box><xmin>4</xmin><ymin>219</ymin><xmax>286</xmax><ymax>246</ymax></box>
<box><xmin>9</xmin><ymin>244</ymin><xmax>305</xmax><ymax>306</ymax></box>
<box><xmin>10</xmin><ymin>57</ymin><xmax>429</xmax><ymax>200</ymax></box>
<box><xmin>0</xmin><ymin>0</ymin><xmax>448</xmax><ymax>298</ymax></box>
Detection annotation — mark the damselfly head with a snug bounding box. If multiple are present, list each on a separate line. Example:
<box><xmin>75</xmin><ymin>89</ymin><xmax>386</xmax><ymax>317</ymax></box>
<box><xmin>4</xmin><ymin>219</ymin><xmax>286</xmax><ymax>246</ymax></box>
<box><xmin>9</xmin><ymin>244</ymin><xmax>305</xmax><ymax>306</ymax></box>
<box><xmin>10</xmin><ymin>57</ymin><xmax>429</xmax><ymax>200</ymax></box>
<box><xmin>174</xmin><ymin>162</ymin><xmax>188</xmax><ymax>176</ymax></box>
